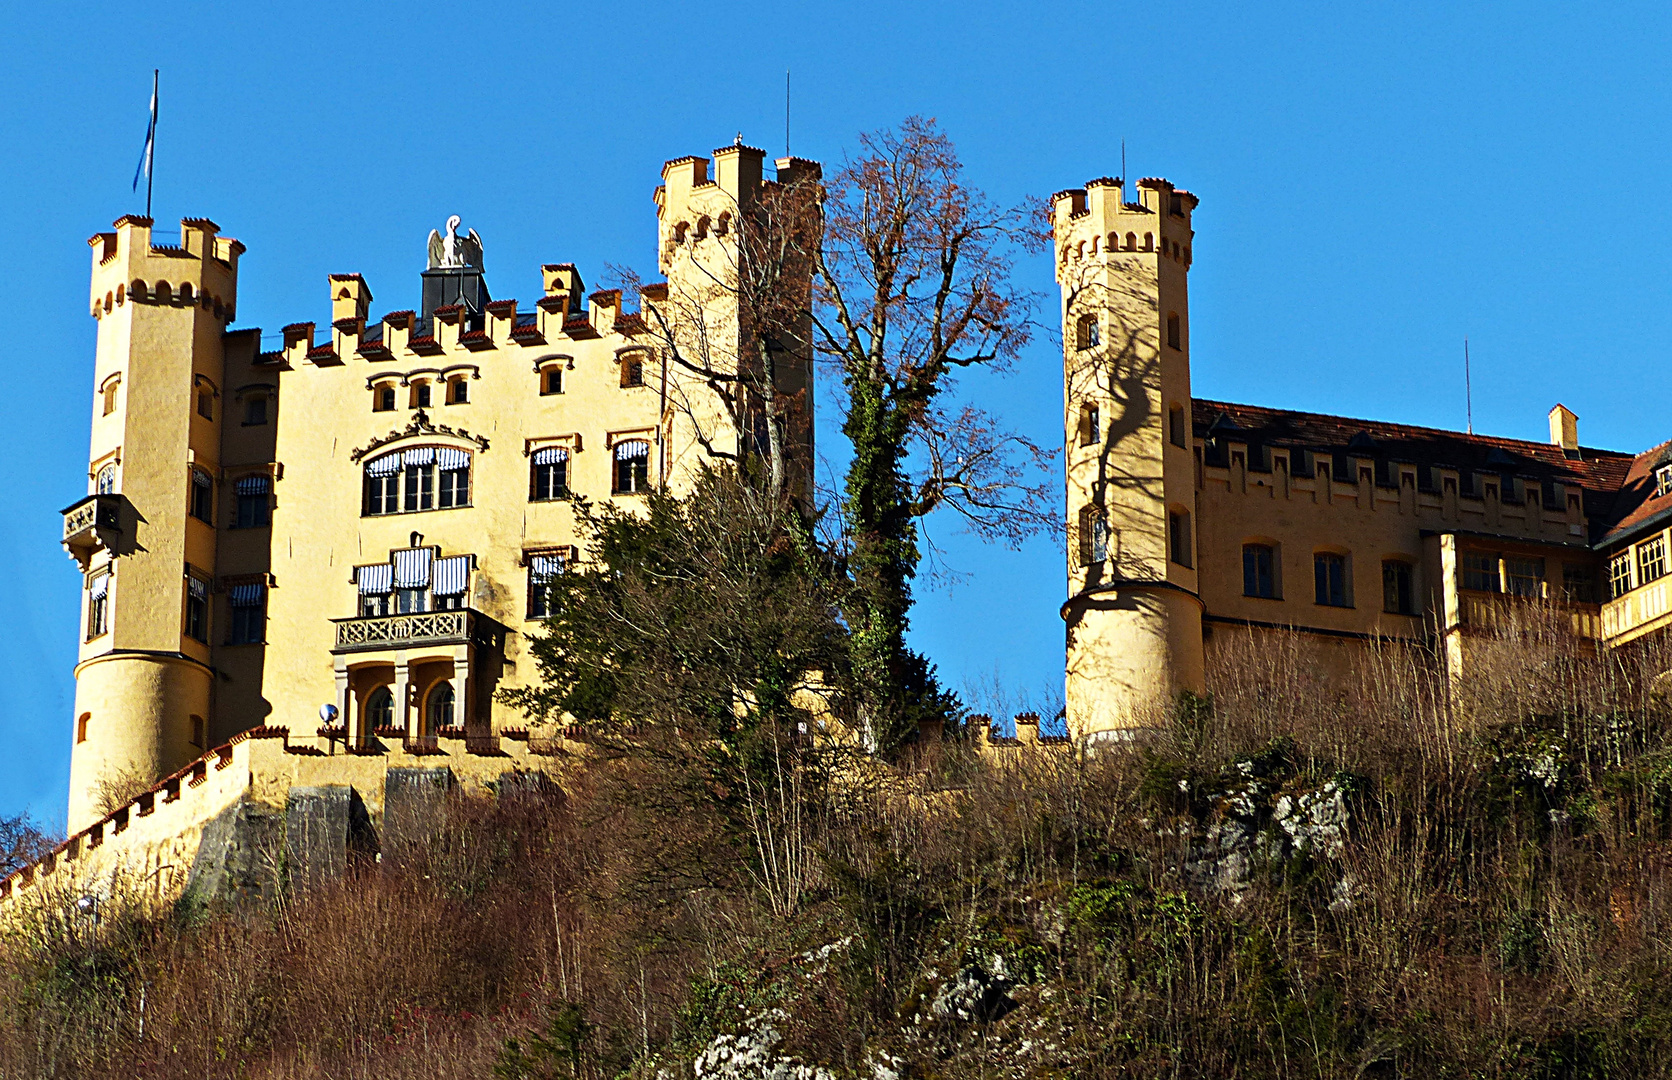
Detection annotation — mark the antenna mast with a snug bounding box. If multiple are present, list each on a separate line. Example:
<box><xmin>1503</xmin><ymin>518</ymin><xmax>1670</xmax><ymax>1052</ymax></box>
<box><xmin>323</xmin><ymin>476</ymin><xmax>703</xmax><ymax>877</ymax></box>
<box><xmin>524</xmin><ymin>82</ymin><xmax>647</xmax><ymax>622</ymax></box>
<box><xmin>785</xmin><ymin>69</ymin><xmax>791</xmax><ymax>158</ymax></box>
<box><xmin>1121</xmin><ymin>139</ymin><xmax>1126</xmax><ymax>202</ymax></box>
<box><xmin>1465</xmin><ymin>337</ymin><xmax>1473</xmax><ymax>435</ymax></box>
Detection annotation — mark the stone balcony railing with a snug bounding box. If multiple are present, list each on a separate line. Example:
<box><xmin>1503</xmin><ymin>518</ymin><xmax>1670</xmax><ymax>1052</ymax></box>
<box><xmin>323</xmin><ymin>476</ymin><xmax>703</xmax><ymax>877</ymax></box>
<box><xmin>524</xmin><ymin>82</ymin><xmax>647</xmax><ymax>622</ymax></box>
<box><xmin>60</xmin><ymin>493</ymin><xmax>123</xmax><ymax>570</ymax></box>
<box><xmin>332</xmin><ymin>609</ymin><xmax>474</xmax><ymax>652</ymax></box>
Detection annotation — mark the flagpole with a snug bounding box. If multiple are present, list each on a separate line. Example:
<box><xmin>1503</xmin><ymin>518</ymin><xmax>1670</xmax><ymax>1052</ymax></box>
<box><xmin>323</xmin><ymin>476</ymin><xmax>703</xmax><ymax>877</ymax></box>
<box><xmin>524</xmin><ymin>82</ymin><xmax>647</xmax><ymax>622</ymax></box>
<box><xmin>146</xmin><ymin>70</ymin><xmax>156</xmax><ymax>219</ymax></box>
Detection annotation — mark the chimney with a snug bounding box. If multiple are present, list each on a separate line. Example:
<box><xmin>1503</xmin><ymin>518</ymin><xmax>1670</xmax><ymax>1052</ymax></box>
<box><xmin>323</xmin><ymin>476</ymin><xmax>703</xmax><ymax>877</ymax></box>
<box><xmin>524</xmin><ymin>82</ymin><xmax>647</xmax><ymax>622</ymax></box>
<box><xmin>1549</xmin><ymin>404</ymin><xmax>1579</xmax><ymax>458</ymax></box>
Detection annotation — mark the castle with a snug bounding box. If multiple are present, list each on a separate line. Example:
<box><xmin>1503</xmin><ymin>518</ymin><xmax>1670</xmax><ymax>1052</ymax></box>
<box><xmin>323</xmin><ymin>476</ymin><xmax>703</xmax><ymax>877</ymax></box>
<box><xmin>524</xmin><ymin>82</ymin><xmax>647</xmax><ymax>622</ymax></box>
<box><xmin>1053</xmin><ymin>176</ymin><xmax>1666</xmax><ymax>739</ymax></box>
<box><xmin>7</xmin><ymin>149</ymin><xmax>1672</xmax><ymax>909</ymax></box>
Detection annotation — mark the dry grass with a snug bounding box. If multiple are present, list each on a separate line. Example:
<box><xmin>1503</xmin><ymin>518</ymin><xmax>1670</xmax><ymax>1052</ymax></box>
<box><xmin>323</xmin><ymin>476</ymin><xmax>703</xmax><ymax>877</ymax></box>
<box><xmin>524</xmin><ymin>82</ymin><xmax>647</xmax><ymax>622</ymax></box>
<box><xmin>8</xmin><ymin>616</ymin><xmax>1672</xmax><ymax>1077</ymax></box>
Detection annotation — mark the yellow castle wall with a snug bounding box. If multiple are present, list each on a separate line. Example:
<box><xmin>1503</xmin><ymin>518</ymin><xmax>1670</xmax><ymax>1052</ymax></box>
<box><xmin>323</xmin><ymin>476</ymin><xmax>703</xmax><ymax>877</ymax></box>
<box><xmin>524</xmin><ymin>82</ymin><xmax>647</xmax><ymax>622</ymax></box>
<box><xmin>63</xmin><ymin>146</ymin><xmax>818</xmax><ymax>827</ymax></box>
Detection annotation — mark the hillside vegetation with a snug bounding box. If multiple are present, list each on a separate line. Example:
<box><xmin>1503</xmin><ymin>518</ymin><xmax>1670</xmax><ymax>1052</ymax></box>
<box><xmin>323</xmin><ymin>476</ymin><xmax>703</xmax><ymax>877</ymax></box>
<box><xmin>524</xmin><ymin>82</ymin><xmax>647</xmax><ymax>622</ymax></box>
<box><xmin>7</xmin><ymin>475</ymin><xmax>1672</xmax><ymax>1078</ymax></box>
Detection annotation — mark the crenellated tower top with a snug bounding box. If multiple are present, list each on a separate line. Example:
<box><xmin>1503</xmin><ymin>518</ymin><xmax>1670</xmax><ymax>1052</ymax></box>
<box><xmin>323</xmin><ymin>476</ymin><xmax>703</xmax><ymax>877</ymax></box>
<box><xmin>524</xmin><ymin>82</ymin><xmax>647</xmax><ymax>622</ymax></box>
<box><xmin>87</xmin><ymin>216</ymin><xmax>243</xmax><ymax>323</ymax></box>
<box><xmin>1050</xmin><ymin>177</ymin><xmax>1196</xmax><ymax>284</ymax></box>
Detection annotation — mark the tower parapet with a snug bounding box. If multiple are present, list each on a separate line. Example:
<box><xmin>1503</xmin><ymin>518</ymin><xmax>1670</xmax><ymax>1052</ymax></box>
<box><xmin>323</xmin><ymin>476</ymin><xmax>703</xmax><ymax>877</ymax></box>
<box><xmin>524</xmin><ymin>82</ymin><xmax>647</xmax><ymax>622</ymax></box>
<box><xmin>68</xmin><ymin>216</ymin><xmax>242</xmax><ymax>831</ymax></box>
<box><xmin>1055</xmin><ymin>176</ymin><xmax>1204</xmax><ymax>744</ymax></box>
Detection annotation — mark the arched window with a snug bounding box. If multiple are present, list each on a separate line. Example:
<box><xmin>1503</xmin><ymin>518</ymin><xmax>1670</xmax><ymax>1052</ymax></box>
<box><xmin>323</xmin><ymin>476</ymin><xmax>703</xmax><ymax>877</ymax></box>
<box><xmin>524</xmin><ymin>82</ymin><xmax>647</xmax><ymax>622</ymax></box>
<box><xmin>86</xmin><ymin>572</ymin><xmax>109</xmax><ymax>640</ymax></box>
<box><xmin>447</xmin><ymin>377</ymin><xmax>469</xmax><ymax>404</ymax></box>
<box><xmin>76</xmin><ymin>713</ymin><xmax>91</xmax><ymax>744</ymax></box>
<box><xmin>1079</xmin><ymin>403</ymin><xmax>1101</xmax><ymax>447</ymax></box>
<box><xmin>115</xmin><ymin>284</ymin><xmax>125</xmax><ymax>305</ymax></box>
<box><xmin>366</xmin><ymin>687</ymin><xmax>394</xmax><ymax>733</ymax></box>
<box><xmin>1142</xmin><ymin>233</ymin><xmax>1154</xmax><ymax>252</ymax></box>
<box><xmin>426</xmin><ymin>683</ymin><xmax>455</xmax><ymax>732</ymax></box>
<box><xmin>1075</xmin><ymin>314</ymin><xmax>1100</xmax><ymax>350</ymax></box>
<box><xmin>1314</xmin><ymin>552</ymin><xmax>1351</xmax><ymax>607</ymax></box>
<box><xmin>179</xmin><ymin>282</ymin><xmax>193</xmax><ymax>302</ymax></box>
<box><xmin>155</xmin><ymin>281</ymin><xmax>172</xmax><ymax>304</ymax></box>
<box><xmin>95</xmin><ymin>462</ymin><xmax>117</xmax><ymax>495</ymax></box>
<box><xmin>129</xmin><ymin>280</ymin><xmax>147</xmax><ymax>303</ymax></box>
<box><xmin>374</xmin><ymin>384</ymin><xmax>397</xmax><ymax>412</ymax></box>
<box><xmin>190</xmin><ymin>715</ymin><xmax>205</xmax><ymax>749</ymax></box>
<box><xmin>613</xmin><ymin>440</ymin><xmax>651</xmax><ymax>495</ymax></box>
<box><xmin>1077</xmin><ymin>505</ymin><xmax>1111</xmax><ymax>566</ymax></box>
<box><xmin>695</xmin><ymin>216</ymin><xmax>710</xmax><ymax>240</ymax></box>
<box><xmin>715</xmin><ymin>212</ymin><xmax>732</xmax><ymax>236</ymax></box>
<box><xmin>530</xmin><ymin>446</ymin><xmax>570</xmax><ymax>501</ymax></box>
<box><xmin>1125</xmin><ymin>232</ymin><xmax>1136</xmax><ymax>251</ymax></box>
<box><xmin>189</xmin><ymin>467</ymin><xmax>213</xmax><ymax>524</ymax></box>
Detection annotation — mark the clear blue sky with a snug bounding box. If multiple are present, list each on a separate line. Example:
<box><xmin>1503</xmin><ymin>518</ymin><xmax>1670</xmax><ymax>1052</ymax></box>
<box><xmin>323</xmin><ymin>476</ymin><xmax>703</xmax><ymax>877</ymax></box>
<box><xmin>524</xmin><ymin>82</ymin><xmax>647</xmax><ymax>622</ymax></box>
<box><xmin>5</xmin><ymin>2</ymin><xmax>1671</xmax><ymax>827</ymax></box>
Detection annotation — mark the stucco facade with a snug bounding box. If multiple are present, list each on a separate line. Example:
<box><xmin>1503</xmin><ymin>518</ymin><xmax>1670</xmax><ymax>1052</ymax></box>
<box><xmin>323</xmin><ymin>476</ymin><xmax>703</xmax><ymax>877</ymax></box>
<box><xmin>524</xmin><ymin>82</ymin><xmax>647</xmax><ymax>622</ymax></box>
<box><xmin>62</xmin><ymin>144</ymin><xmax>818</xmax><ymax>833</ymax></box>
<box><xmin>1053</xmin><ymin>174</ymin><xmax>1668</xmax><ymax>742</ymax></box>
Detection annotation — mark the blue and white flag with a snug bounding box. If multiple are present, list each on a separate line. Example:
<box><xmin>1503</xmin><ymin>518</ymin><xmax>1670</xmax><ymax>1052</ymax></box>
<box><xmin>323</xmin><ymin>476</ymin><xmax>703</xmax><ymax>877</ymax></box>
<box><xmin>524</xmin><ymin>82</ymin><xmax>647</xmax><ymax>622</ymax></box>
<box><xmin>132</xmin><ymin>71</ymin><xmax>156</xmax><ymax>194</ymax></box>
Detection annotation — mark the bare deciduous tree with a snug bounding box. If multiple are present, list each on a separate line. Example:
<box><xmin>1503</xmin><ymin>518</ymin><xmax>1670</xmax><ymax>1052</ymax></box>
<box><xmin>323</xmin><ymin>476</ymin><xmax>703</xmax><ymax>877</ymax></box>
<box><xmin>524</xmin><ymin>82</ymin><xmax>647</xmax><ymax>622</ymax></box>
<box><xmin>811</xmin><ymin>116</ymin><xmax>1056</xmax><ymax>750</ymax></box>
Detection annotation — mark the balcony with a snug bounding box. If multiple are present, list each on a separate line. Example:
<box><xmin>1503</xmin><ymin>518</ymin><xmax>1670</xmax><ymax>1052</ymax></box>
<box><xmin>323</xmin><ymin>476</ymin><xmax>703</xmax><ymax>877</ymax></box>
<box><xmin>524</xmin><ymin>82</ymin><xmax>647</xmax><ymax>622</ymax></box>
<box><xmin>331</xmin><ymin>607</ymin><xmax>504</xmax><ymax>654</ymax></box>
<box><xmin>60</xmin><ymin>494</ymin><xmax>123</xmax><ymax>570</ymax></box>
<box><xmin>1458</xmin><ymin>589</ymin><xmax>1601</xmax><ymax>640</ymax></box>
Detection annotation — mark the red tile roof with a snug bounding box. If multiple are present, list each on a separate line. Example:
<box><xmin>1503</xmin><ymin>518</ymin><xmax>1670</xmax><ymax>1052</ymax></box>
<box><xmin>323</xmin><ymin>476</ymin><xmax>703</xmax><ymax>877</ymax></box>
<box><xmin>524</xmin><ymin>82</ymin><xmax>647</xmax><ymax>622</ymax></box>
<box><xmin>1596</xmin><ymin>441</ymin><xmax>1672</xmax><ymax>546</ymax></box>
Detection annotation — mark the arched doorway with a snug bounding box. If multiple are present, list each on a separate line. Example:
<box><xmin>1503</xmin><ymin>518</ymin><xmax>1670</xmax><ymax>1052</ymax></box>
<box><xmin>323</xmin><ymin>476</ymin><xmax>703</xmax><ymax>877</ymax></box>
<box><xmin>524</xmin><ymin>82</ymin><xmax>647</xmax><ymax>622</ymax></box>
<box><xmin>425</xmin><ymin>682</ymin><xmax>454</xmax><ymax>732</ymax></box>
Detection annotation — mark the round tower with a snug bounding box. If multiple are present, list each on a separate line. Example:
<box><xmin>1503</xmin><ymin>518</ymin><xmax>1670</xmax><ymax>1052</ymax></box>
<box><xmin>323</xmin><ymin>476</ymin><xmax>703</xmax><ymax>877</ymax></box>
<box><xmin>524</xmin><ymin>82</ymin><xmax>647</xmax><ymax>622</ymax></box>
<box><xmin>1053</xmin><ymin>177</ymin><xmax>1204</xmax><ymax>743</ymax></box>
<box><xmin>64</xmin><ymin>216</ymin><xmax>241</xmax><ymax>830</ymax></box>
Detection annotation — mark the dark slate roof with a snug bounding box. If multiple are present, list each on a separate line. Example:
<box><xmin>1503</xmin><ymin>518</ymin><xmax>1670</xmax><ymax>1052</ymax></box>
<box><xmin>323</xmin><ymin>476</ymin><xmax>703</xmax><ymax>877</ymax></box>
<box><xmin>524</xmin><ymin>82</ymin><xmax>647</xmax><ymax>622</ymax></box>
<box><xmin>1192</xmin><ymin>398</ymin><xmax>1638</xmax><ymax>540</ymax></box>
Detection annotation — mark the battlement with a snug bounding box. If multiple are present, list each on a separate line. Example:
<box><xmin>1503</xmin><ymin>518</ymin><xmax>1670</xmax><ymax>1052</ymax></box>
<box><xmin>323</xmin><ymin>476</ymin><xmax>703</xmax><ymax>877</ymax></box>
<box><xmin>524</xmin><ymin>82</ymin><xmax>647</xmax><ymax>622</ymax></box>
<box><xmin>654</xmin><ymin>146</ymin><xmax>823</xmax><ymax>274</ymax></box>
<box><xmin>1052</xmin><ymin>176</ymin><xmax>1197</xmax><ymax>280</ymax></box>
<box><xmin>88</xmin><ymin>215</ymin><xmax>242</xmax><ymax>322</ymax></box>
<box><xmin>2</xmin><ymin>722</ymin><xmax>601</xmax><ymax>921</ymax></box>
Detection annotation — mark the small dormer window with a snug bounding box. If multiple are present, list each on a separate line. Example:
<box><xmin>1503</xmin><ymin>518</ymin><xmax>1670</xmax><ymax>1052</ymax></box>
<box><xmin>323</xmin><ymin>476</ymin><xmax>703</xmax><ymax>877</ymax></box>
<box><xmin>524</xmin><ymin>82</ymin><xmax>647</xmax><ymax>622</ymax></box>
<box><xmin>1656</xmin><ymin>464</ymin><xmax>1672</xmax><ymax>498</ymax></box>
